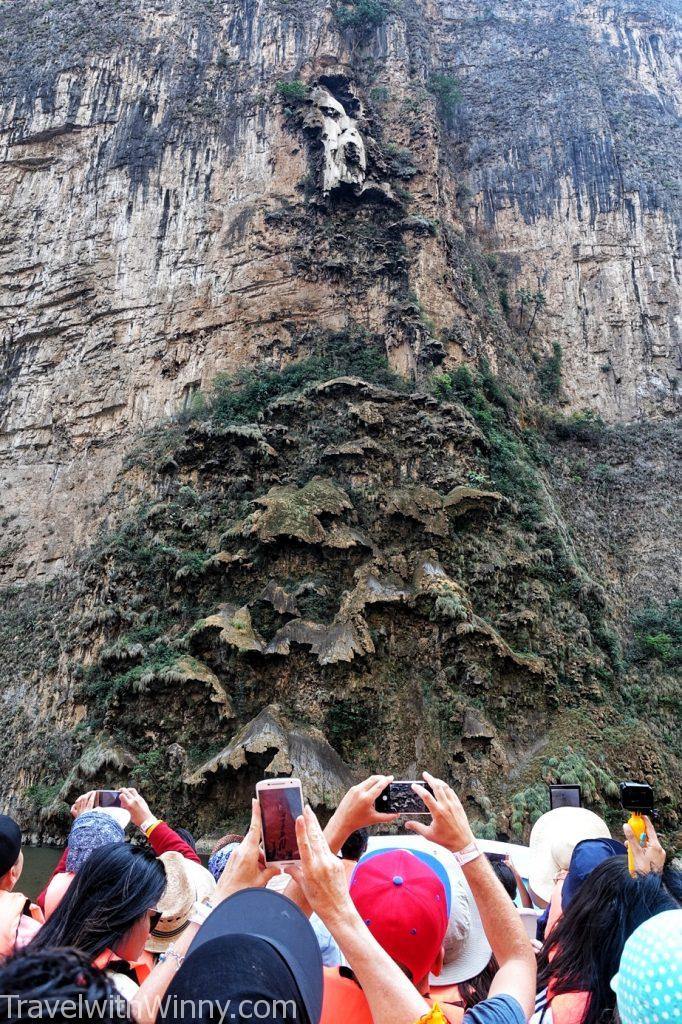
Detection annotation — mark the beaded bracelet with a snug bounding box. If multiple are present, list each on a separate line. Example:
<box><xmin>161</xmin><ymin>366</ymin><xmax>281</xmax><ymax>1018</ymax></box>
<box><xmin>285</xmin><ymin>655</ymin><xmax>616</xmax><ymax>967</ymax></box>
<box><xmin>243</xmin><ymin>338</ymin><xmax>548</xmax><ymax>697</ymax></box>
<box><xmin>159</xmin><ymin>945</ymin><xmax>185</xmax><ymax>969</ymax></box>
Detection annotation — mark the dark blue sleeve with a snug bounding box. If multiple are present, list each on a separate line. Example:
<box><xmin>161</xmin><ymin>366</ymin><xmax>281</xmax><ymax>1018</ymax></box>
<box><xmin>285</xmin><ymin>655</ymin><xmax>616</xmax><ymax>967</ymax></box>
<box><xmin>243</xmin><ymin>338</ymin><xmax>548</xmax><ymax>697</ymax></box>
<box><xmin>463</xmin><ymin>995</ymin><xmax>527</xmax><ymax>1024</ymax></box>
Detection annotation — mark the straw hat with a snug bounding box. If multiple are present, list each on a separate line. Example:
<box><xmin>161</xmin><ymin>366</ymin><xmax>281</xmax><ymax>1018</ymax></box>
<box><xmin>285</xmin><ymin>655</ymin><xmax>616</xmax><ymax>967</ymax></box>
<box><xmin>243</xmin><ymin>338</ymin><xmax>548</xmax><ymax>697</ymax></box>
<box><xmin>146</xmin><ymin>852</ymin><xmax>216</xmax><ymax>953</ymax></box>
<box><xmin>528</xmin><ymin>807</ymin><xmax>611</xmax><ymax>904</ymax></box>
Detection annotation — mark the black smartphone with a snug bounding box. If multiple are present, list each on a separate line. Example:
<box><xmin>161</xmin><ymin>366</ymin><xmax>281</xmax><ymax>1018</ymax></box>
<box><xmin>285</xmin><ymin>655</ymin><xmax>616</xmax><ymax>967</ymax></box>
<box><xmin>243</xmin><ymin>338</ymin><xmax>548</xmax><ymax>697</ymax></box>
<box><xmin>549</xmin><ymin>784</ymin><xmax>582</xmax><ymax>810</ymax></box>
<box><xmin>95</xmin><ymin>790</ymin><xmax>122</xmax><ymax>809</ymax></box>
<box><xmin>619</xmin><ymin>781</ymin><xmax>654</xmax><ymax>813</ymax></box>
<box><xmin>374</xmin><ymin>781</ymin><xmax>434</xmax><ymax>815</ymax></box>
<box><xmin>485</xmin><ymin>852</ymin><xmax>507</xmax><ymax>863</ymax></box>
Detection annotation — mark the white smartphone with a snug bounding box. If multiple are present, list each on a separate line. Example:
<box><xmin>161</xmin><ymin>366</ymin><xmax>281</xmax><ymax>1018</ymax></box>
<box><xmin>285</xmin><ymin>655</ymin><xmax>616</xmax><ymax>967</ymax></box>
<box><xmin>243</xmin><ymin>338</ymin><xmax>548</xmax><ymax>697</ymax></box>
<box><xmin>256</xmin><ymin>778</ymin><xmax>304</xmax><ymax>866</ymax></box>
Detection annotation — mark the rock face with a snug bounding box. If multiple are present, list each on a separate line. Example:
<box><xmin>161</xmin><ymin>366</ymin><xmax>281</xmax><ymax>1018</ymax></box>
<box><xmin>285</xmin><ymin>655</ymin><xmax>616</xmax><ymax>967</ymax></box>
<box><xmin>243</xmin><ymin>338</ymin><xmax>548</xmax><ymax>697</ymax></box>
<box><xmin>0</xmin><ymin>1</ymin><xmax>680</xmax><ymax>840</ymax></box>
<box><xmin>0</xmin><ymin>0</ymin><xmax>679</xmax><ymax>582</ymax></box>
<box><xmin>1</xmin><ymin>360</ymin><xmax>679</xmax><ymax>839</ymax></box>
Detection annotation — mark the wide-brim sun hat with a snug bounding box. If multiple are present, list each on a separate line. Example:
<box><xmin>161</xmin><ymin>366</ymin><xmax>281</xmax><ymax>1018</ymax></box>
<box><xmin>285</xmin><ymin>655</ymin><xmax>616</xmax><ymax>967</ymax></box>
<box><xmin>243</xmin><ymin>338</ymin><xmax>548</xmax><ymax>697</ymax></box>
<box><xmin>146</xmin><ymin>851</ymin><xmax>216</xmax><ymax>953</ymax></box>
<box><xmin>364</xmin><ymin>833</ymin><xmax>491</xmax><ymax>985</ymax></box>
<box><xmin>431</xmin><ymin>864</ymin><xmax>492</xmax><ymax>985</ymax></box>
<box><xmin>528</xmin><ymin>806</ymin><xmax>611</xmax><ymax>904</ymax></box>
<box><xmin>166</xmin><ymin>888</ymin><xmax>324</xmax><ymax>1024</ymax></box>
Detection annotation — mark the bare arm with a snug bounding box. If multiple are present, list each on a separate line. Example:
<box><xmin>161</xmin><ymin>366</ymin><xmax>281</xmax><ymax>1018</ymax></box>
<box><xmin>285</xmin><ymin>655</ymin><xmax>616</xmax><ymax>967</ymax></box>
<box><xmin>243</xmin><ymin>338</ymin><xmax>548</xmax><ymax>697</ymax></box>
<box><xmin>326</xmin><ymin>907</ymin><xmax>431</xmax><ymax>1024</ymax></box>
<box><xmin>131</xmin><ymin>921</ymin><xmax>200</xmax><ymax>1024</ymax></box>
<box><xmin>409</xmin><ymin>773</ymin><xmax>536</xmax><ymax>1020</ymax></box>
<box><xmin>131</xmin><ymin>800</ymin><xmax>278</xmax><ymax>1024</ymax></box>
<box><xmin>462</xmin><ymin>856</ymin><xmax>535</xmax><ymax>1011</ymax></box>
<box><xmin>281</xmin><ymin>775</ymin><xmax>398</xmax><ymax>916</ymax></box>
<box><xmin>290</xmin><ymin>806</ymin><xmax>431</xmax><ymax>1024</ymax></box>
<box><xmin>623</xmin><ymin>815</ymin><xmax>666</xmax><ymax>875</ymax></box>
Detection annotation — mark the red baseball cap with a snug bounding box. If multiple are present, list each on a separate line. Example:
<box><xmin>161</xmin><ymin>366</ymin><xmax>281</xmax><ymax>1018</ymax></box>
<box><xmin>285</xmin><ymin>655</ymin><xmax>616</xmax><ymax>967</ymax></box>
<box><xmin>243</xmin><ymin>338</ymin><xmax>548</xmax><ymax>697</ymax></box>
<box><xmin>350</xmin><ymin>849</ymin><xmax>449</xmax><ymax>983</ymax></box>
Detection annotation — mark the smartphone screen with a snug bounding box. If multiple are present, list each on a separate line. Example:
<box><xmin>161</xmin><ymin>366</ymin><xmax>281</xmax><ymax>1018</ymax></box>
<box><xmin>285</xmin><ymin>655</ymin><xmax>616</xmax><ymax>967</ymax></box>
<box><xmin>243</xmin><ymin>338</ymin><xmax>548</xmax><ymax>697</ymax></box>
<box><xmin>96</xmin><ymin>790</ymin><xmax>121</xmax><ymax>809</ymax></box>
<box><xmin>258</xmin><ymin>784</ymin><xmax>303</xmax><ymax>863</ymax></box>
<box><xmin>375</xmin><ymin>781</ymin><xmax>433</xmax><ymax>815</ymax></box>
<box><xmin>549</xmin><ymin>784</ymin><xmax>582</xmax><ymax>810</ymax></box>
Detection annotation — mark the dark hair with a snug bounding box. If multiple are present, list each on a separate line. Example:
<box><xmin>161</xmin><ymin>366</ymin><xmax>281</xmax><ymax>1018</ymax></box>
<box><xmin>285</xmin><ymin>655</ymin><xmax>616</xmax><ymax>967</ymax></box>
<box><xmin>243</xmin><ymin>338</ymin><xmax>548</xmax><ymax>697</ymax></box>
<box><xmin>175</xmin><ymin>828</ymin><xmax>197</xmax><ymax>853</ymax></box>
<box><xmin>537</xmin><ymin>858</ymin><xmax>681</xmax><ymax>1024</ymax></box>
<box><xmin>341</xmin><ymin>828</ymin><xmax>368</xmax><ymax>862</ymax></box>
<box><xmin>31</xmin><ymin>844</ymin><xmax>166</xmax><ymax>962</ymax></box>
<box><xmin>0</xmin><ymin>946</ymin><xmax>131</xmax><ymax>1022</ymax></box>
<box><xmin>456</xmin><ymin>955</ymin><xmax>499</xmax><ymax>1010</ymax></box>
<box><xmin>489</xmin><ymin>860</ymin><xmax>517</xmax><ymax>900</ymax></box>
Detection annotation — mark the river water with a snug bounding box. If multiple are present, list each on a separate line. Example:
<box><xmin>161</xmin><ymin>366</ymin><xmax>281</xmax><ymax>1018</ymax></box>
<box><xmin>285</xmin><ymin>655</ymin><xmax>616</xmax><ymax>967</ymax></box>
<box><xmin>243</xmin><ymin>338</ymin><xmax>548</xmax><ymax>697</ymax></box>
<box><xmin>20</xmin><ymin>846</ymin><xmax>62</xmax><ymax>900</ymax></box>
<box><xmin>19</xmin><ymin>844</ymin><xmax>212</xmax><ymax>899</ymax></box>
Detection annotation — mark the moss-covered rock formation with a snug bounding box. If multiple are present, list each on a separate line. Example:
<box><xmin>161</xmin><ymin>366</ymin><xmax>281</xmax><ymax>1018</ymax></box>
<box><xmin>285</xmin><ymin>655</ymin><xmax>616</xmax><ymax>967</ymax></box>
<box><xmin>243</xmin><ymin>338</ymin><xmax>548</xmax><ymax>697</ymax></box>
<box><xmin>2</xmin><ymin>340</ymin><xmax>679</xmax><ymax>844</ymax></box>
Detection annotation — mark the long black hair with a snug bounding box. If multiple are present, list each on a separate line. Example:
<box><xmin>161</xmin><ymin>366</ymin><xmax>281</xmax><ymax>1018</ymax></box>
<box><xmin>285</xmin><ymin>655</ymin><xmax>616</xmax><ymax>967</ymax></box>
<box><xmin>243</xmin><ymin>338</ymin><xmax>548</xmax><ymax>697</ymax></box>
<box><xmin>31</xmin><ymin>843</ymin><xmax>166</xmax><ymax>962</ymax></box>
<box><xmin>537</xmin><ymin>857</ymin><xmax>681</xmax><ymax>1024</ymax></box>
<box><xmin>0</xmin><ymin>947</ymin><xmax>130</xmax><ymax>1022</ymax></box>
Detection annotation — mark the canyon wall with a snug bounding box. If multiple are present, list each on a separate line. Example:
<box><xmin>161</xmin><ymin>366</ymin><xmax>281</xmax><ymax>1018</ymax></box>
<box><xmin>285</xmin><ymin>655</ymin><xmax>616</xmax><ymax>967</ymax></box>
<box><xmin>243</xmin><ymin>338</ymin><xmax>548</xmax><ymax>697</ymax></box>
<box><xmin>1</xmin><ymin>0</ymin><xmax>679</xmax><ymax>582</ymax></box>
<box><xmin>0</xmin><ymin>0</ymin><xmax>679</xmax><ymax>840</ymax></box>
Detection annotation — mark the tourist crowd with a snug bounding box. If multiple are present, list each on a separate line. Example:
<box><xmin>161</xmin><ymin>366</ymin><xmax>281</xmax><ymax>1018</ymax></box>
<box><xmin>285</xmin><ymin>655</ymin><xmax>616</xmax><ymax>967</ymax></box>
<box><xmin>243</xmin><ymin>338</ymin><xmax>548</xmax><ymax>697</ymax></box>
<box><xmin>0</xmin><ymin>773</ymin><xmax>680</xmax><ymax>1024</ymax></box>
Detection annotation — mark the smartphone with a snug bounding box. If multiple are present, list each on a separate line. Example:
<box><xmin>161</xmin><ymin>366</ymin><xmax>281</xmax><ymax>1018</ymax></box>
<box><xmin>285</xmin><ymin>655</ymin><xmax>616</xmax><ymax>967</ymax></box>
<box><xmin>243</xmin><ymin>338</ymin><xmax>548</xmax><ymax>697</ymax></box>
<box><xmin>549</xmin><ymin>784</ymin><xmax>582</xmax><ymax>810</ymax></box>
<box><xmin>95</xmin><ymin>790</ymin><xmax>122</xmax><ymax>809</ymax></box>
<box><xmin>619</xmin><ymin>781</ymin><xmax>654</xmax><ymax>813</ymax></box>
<box><xmin>256</xmin><ymin>778</ymin><xmax>304</xmax><ymax>866</ymax></box>
<box><xmin>374</xmin><ymin>781</ymin><xmax>434</xmax><ymax>815</ymax></box>
<box><xmin>485</xmin><ymin>852</ymin><xmax>507</xmax><ymax>864</ymax></box>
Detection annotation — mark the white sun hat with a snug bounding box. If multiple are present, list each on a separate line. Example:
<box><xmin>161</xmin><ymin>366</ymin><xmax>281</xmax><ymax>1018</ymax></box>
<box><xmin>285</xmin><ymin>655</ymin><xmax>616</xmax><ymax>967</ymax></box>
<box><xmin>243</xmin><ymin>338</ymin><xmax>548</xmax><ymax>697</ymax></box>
<box><xmin>528</xmin><ymin>806</ymin><xmax>611</xmax><ymax>904</ymax></box>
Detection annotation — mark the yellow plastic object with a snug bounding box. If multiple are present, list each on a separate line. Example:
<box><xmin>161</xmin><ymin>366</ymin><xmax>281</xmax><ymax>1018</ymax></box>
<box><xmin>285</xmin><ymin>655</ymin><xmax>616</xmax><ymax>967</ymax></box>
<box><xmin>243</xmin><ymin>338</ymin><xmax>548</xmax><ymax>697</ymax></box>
<box><xmin>627</xmin><ymin>813</ymin><xmax>647</xmax><ymax>875</ymax></box>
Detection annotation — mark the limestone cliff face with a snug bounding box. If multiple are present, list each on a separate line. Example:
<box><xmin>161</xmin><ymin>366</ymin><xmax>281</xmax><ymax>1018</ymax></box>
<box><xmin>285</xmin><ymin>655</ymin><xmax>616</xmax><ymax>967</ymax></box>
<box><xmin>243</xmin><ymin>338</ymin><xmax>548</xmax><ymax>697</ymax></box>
<box><xmin>1</xmin><ymin>0</ymin><xmax>680</xmax><ymax>582</ymax></box>
<box><xmin>0</xmin><ymin>0</ymin><xmax>680</xmax><ymax>841</ymax></box>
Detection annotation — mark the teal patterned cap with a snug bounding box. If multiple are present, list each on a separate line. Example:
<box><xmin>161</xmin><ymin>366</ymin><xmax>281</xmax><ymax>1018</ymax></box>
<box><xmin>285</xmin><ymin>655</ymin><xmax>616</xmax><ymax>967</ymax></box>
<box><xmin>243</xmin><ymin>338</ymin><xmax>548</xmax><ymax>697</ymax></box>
<box><xmin>612</xmin><ymin>909</ymin><xmax>682</xmax><ymax>1024</ymax></box>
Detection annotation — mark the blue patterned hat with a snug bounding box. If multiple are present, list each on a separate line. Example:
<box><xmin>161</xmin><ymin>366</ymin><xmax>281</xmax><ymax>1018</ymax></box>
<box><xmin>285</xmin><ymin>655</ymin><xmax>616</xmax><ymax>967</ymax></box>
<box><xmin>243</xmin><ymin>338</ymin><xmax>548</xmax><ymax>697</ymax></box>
<box><xmin>207</xmin><ymin>842</ymin><xmax>241</xmax><ymax>882</ymax></box>
<box><xmin>66</xmin><ymin>810</ymin><xmax>126</xmax><ymax>873</ymax></box>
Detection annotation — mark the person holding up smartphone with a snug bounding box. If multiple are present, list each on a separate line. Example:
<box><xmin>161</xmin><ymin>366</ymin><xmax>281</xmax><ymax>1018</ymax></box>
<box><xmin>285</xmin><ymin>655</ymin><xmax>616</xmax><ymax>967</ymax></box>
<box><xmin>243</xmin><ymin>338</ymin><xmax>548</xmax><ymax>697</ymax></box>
<box><xmin>36</xmin><ymin>787</ymin><xmax>201</xmax><ymax>916</ymax></box>
<box><xmin>131</xmin><ymin>798</ymin><xmax>442</xmax><ymax>1024</ymax></box>
<box><xmin>294</xmin><ymin>774</ymin><xmax>536</xmax><ymax>1024</ymax></box>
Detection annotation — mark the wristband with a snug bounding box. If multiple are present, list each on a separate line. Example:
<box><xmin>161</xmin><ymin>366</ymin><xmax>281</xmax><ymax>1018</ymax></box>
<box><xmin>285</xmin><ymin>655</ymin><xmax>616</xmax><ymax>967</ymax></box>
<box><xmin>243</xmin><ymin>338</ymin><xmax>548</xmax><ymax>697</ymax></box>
<box><xmin>139</xmin><ymin>817</ymin><xmax>161</xmax><ymax>836</ymax></box>
<box><xmin>453</xmin><ymin>841</ymin><xmax>481</xmax><ymax>866</ymax></box>
<box><xmin>188</xmin><ymin>899</ymin><xmax>214</xmax><ymax>926</ymax></box>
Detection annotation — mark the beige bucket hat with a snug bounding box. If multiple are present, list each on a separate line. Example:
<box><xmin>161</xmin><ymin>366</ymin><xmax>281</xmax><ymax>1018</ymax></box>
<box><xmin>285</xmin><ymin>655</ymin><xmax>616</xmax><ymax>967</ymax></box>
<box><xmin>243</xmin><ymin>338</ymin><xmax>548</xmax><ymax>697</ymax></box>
<box><xmin>429</xmin><ymin>861</ymin><xmax>492</xmax><ymax>986</ymax></box>
<box><xmin>146</xmin><ymin>851</ymin><xmax>216</xmax><ymax>953</ymax></box>
<box><xmin>528</xmin><ymin>806</ymin><xmax>611</xmax><ymax>904</ymax></box>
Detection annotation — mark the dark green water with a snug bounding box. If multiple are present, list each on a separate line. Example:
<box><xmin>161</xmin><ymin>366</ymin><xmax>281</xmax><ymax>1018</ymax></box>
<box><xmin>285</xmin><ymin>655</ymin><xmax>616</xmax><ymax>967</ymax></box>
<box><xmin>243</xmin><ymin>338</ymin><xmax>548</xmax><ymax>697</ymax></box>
<box><xmin>19</xmin><ymin>845</ymin><xmax>210</xmax><ymax>900</ymax></box>
<box><xmin>20</xmin><ymin>846</ymin><xmax>62</xmax><ymax>900</ymax></box>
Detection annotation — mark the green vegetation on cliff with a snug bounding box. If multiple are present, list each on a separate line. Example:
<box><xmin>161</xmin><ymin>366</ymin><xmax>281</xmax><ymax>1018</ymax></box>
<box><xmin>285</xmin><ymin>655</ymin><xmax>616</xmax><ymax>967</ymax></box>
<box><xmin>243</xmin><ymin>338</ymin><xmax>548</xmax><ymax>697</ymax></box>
<box><xmin>4</xmin><ymin>332</ymin><xmax>676</xmax><ymax>841</ymax></box>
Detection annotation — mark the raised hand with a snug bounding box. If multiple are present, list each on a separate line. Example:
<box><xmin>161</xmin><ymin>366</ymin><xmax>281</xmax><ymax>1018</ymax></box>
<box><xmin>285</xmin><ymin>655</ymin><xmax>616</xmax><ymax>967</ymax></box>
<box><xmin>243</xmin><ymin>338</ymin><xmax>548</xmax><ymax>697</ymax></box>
<box><xmin>324</xmin><ymin>774</ymin><xmax>399</xmax><ymax>852</ymax></box>
<box><xmin>288</xmin><ymin>804</ymin><xmax>354</xmax><ymax>926</ymax></box>
<box><xmin>405</xmin><ymin>771</ymin><xmax>476</xmax><ymax>853</ymax></box>
<box><xmin>623</xmin><ymin>814</ymin><xmax>666</xmax><ymax>875</ymax></box>
<box><xmin>119</xmin><ymin>787</ymin><xmax>154</xmax><ymax>828</ymax></box>
<box><xmin>216</xmin><ymin>799</ymin><xmax>279</xmax><ymax>901</ymax></box>
<box><xmin>70</xmin><ymin>791</ymin><xmax>96</xmax><ymax>819</ymax></box>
